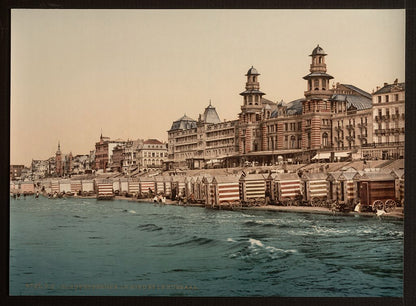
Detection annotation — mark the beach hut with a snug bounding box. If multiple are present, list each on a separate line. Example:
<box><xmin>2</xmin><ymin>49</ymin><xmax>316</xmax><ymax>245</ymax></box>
<box><xmin>59</xmin><ymin>179</ymin><xmax>71</xmax><ymax>194</ymax></box>
<box><xmin>120</xmin><ymin>178</ymin><xmax>129</xmax><ymax>195</ymax></box>
<box><xmin>70</xmin><ymin>180</ymin><xmax>82</xmax><ymax>195</ymax></box>
<box><xmin>268</xmin><ymin>173</ymin><xmax>302</xmax><ymax>205</ymax></box>
<box><xmin>154</xmin><ymin>176</ymin><xmax>165</xmax><ymax>195</ymax></box>
<box><xmin>202</xmin><ymin>176</ymin><xmax>214</xmax><ymax>206</ymax></box>
<box><xmin>81</xmin><ymin>180</ymin><xmax>95</xmax><ymax>195</ymax></box>
<box><xmin>21</xmin><ymin>181</ymin><xmax>35</xmax><ymax>195</ymax></box>
<box><xmin>139</xmin><ymin>177</ymin><xmax>155</xmax><ymax>195</ymax></box>
<box><xmin>326</xmin><ymin>170</ymin><xmax>358</xmax><ymax>203</ymax></box>
<box><xmin>51</xmin><ymin>180</ymin><xmax>60</xmax><ymax>194</ymax></box>
<box><xmin>208</xmin><ymin>175</ymin><xmax>240</xmax><ymax>208</ymax></box>
<box><xmin>112</xmin><ymin>179</ymin><xmax>120</xmax><ymax>195</ymax></box>
<box><xmin>239</xmin><ymin>173</ymin><xmax>267</xmax><ymax>205</ymax></box>
<box><xmin>353</xmin><ymin>171</ymin><xmax>396</xmax><ymax>211</ymax></box>
<box><xmin>390</xmin><ymin>169</ymin><xmax>404</xmax><ymax>204</ymax></box>
<box><xmin>301</xmin><ymin>172</ymin><xmax>329</xmax><ymax>205</ymax></box>
<box><xmin>128</xmin><ymin>179</ymin><xmax>140</xmax><ymax>196</ymax></box>
<box><xmin>163</xmin><ymin>176</ymin><xmax>172</xmax><ymax>197</ymax></box>
<box><xmin>96</xmin><ymin>179</ymin><xmax>114</xmax><ymax>200</ymax></box>
<box><xmin>184</xmin><ymin>176</ymin><xmax>193</xmax><ymax>199</ymax></box>
<box><xmin>172</xmin><ymin>176</ymin><xmax>186</xmax><ymax>198</ymax></box>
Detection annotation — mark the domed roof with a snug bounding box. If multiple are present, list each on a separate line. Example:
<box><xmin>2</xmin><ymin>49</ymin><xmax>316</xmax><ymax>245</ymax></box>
<box><xmin>246</xmin><ymin>66</ymin><xmax>260</xmax><ymax>76</ymax></box>
<box><xmin>169</xmin><ymin>114</ymin><xmax>197</xmax><ymax>131</ymax></box>
<box><xmin>310</xmin><ymin>44</ymin><xmax>327</xmax><ymax>56</ymax></box>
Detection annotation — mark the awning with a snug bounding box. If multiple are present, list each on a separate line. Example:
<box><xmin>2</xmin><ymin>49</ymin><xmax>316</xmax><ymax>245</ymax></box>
<box><xmin>335</xmin><ymin>152</ymin><xmax>350</xmax><ymax>158</ymax></box>
<box><xmin>311</xmin><ymin>153</ymin><xmax>331</xmax><ymax>160</ymax></box>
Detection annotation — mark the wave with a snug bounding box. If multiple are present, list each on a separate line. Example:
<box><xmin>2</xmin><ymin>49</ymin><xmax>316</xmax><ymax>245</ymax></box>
<box><xmin>137</xmin><ymin>224</ymin><xmax>163</xmax><ymax>232</ymax></box>
<box><xmin>152</xmin><ymin>236</ymin><xmax>216</xmax><ymax>248</ymax></box>
<box><xmin>88</xmin><ymin>236</ymin><xmax>104</xmax><ymax>239</ymax></box>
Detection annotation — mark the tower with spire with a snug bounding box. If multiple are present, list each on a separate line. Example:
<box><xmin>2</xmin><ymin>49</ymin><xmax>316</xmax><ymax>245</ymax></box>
<box><xmin>301</xmin><ymin>45</ymin><xmax>334</xmax><ymax>150</ymax></box>
<box><xmin>55</xmin><ymin>141</ymin><xmax>63</xmax><ymax>177</ymax></box>
<box><xmin>238</xmin><ymin>66</ymin><xmax>267</xmax><ymax>154</ymax></box>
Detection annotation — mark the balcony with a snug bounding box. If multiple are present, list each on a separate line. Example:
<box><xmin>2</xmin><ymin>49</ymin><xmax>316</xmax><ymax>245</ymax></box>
<box><xmin>382</xmin><ymin>114</ymin><xmax>390</xmax><ymax>121</ymax></box>
<box><xmin>357</xmin><ymin>122</ymin><xmax>367</xmax><ymax>128</ymax></box>
<box><xmin>375</xmin><ymin>129</ymin><xmax>386</xmax><ymax>135</ymax></box>
<box><xmin>375</xmin><ymin>116</ymin><xmax>381</xmax><ymax>122</ymax></box>
<box><xmin>391</xmin><ymin>114</ymin><xmax>399</xmax><ymax>120</ymax></box>
<box><xmin>334</xmin><ymin>126</ymin><xmax>342</xmax><ymax>132</ymax></box>
<box><xmin>346</xmin><ymin>124</ymin><xmax>354</xmax><ymax>130</ymax></box>
<box><xmin>346</xmin><ymin>136</ymin><xmax>354</xmax><ymax>141</ymax></box>
<box><xmin>357</xmin><ymin>135</ymin><xmax>367</xmax><ymax>140</ymax></box>
<box><xmin>401</xmin><ymin>113</ymin><xmax>405</xmax><ymax>120</ymax></box>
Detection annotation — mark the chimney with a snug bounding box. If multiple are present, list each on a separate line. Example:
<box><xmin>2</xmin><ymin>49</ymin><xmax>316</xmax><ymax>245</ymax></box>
<box><xmin>376</xmin><ymin>86</ymin><xmax>380</xmax><ymax>91</ymax></box>
<box><xmin>394</xmin><ymin>78</ymin><xmax>398</xmax><ymax>84</ymax></box>
<box><xmin>384</xmin><ymin>82</ymin><xmax>388</xmax><ymax>87</ymax></box>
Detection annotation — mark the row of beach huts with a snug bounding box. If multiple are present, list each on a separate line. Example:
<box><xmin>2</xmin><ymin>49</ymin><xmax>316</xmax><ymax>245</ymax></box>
<box><xmin>10</xmin><ymin>167</ymin><xmax>404</xmax><ymax>212</ymax></box>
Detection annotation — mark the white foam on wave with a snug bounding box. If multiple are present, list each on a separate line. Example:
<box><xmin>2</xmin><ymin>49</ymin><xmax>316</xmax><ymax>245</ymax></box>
<box><xmin>249</xmin><ymin>238</ymin><xmax>264</xmax><ymax>248</ymax></box>
<box><xmin>265</xmin><ymin>246</ymin><xmax>297</xmax><ymax>253</ymax></box>
<box><xmin>129</xmin><ymin>210</ymin><xmax>136</xmax><ymax>214</ymax></box>
<box><xmin>227</xmin><ymin>238</ymin><xmax>236</xmax><ymax>242</ymax></box>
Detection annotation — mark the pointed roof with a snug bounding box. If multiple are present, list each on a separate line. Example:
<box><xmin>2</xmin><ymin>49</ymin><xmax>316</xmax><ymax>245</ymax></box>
<box><xmin>202</xmin><ymin>101</ymin><xmax>221</xmax><ymax>124</ymax></box>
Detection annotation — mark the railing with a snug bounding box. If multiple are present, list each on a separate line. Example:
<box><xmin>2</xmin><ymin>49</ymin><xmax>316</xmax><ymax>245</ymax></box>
<box><xmin>346</xmin><ymin>124</ymin><xmax>354</xmax><ymax>130</ymax></box>
<box><xmin>375</xmin><ymin>116</ymin><xmax>381</xmax><ymax>122</ymax></box>
<box><xmin>362</xmin><ymin>141</ymin><xmax>404</xmax><ymax>148</ymax></box>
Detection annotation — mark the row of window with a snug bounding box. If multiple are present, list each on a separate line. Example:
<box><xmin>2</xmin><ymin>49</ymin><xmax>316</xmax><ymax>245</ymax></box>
<box><xmin>376</xmin><ymin>94</ymin><xmax>400</xmax><ymax>103</ymax></box>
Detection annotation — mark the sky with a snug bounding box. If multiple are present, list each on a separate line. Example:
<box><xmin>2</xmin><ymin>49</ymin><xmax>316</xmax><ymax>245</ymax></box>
<box><xmin>11</xmin><ymin>9</ymin><xmax>405</xmax><ymax>166</ymax></box>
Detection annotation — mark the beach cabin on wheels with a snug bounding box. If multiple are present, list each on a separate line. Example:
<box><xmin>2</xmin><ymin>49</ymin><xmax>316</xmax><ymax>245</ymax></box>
<box><xmin>207</xmin><ymin>175</ymin><xmax>240</xmax><ymax>208</ymax></box>
<box><xmin>202</xmin><ymin>176</ymin><xmax>214</xmax><ymax>207</ymax></box>
<box><xmin>96</xmin><ymin>179</ymin><xmax>114</xmax><ymax>200</ymax></box>
<box><xmin>239</xmin><ymin>173</ymin><xmax>267</xmax><ymax>206</ymax></box>
<box><xmin>300</xmin><ymin>172</ymin><xmax>329</xmax><ymax>206</ymax></box>
<box><xmin>154</xmin><ymin>176</ymin><xmax>165</xmax><ymax>195</ymax></box>
<box><xmin>128</xmin><ymin>179</ymin><xmax>140</xmax><ymax>197</ymax></box>
<box><xmin>70</xmin><ymin>180</ymin><xmax>82</xmax><ymax>195</ymax></box>
<box><xmin>390</xmin><ymin>169</ymin><xmax>404</xmax><ymax>205</ymax></box>
<box><xmin>267</xmin><ymin>173</ymin><xmax>302</xmax><ymax>205</ymax></box>
<box><xmin>353</xmin><ymin>172</ymin><xmax>396</xmax><ymax>211</ymax></box>
<box><xmin>51</xmin><ymin>180</ymin><xmax>60</xmax><ymax>195</ymax></box>
<box><xmin>139</xmin><ymin>177</ymin><xmax>155</xmax><ymax>196</ymax></box>
<box><xmin>171</xmin><ymin>176</ymin><xmax>186</xmax><ymax>199</ymax></box>
<box><xmin>326</xmin><ymin>170</ymin><xmax>358</xmax><ymax>203</ymax></box>
<box><xmin>81</xmin><ymin>180</ymin><xmax>94</xmax><ymax>195</ymax></box>
<box><xmin>112</xmin><ymin>179</ymin><xmax>120</xmax><ymax>195</ymax></box>
<box><xmin>20</xmin><ymin>181</ymin><xmax>35</xmax><ymax>195</ymax></box>
<box><xmin>59</xmin><ymin>179</ymin><xmax>71</xmax><ymax>195</ymax></box>
<box><xmin>119</xmin><ymin>178</ymin><xmax>129</xmax><ymax>196</ymax></box>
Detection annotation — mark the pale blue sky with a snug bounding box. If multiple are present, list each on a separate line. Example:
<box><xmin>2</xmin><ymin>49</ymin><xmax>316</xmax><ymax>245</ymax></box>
<box><xmin>11</xmin><ymin>9</ymin><xmax>405</xmax><ymax>166</ymax></box>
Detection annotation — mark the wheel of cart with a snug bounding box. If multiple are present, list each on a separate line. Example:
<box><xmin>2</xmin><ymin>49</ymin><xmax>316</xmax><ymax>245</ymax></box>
<box><xmin>248</xmin><ymin>198</ymin><xmax>256</xmax><ymax>207</ymax></box>
<box><xmin>283</xmin><ymin>198</ymin><xmax>293</xmax><ymax>206</ymax></box>
<box><xmin>372</xmin><ymin>200</ymin><xmax>384</xmax><ymax>211</ymax></box>
<box><xmin>311</xmin><ymin>197</ymin><xmax>321</xmax><ymax>207</ymax></box>
<box><xmin>256</xmin><ymin>197</ymin><xmax>265</xmax><ymax>206</ymax></box>
<box><xmin>384</xmin><ymin>199</ymin><xmax>396</xmax><ymax>213</ymax></box>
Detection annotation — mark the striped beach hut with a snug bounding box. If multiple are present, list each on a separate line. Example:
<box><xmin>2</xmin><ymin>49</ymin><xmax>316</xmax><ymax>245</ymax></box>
<box><xmin>154</xmin><ymin>176</ymin><xmax>165</xmax><ymax>195</ymax></box>
<box><xmin>268</xmin><ymin>173</ymin><xmax>302</xmax><ymax>205</ymax></box>
<box><xmin>327</xmin><ymin>170</ymin><xmax>358</xmax><ymax>203</ymax></box>
<box><xmin>202</xmin><ymin>176</ymin><xmax>214</xmax><ymax>206</ymax></box>
<box><xmin>21</xmin><ymin>181</ymin><xmax>35</xmax><ymax>194</ymax></box>
<box><xmin>301</xmin><ymin>172</ymin><xmax>329</xmax><ymax>204</ymax></box>
<box><xmin>70</xmin><ymin>180</ymin><xmax>82</xmax><ymax>194</ymax></box>
<box><xmin>163</xmin><ymin>176</ymin><xmax>172</xmax><ymax>197</ymax></box>
<box><xmin>81</xmin><ymin>180</ymin><xmax>95</xmax><ymax>194</ymax></box>
<box><xmin>139</xmin><ymin>177</ymin><xmax>155</xmax><ymax>195</ymax></box>
<box><xmin>172</xmin><ymin>176</ymin><xmax>186</xmax><ymax>198</ymax></box>
<box><xmin>239</xmin><ymin>173</ymin><xmax>267</xmax><ymax>204</ymax></box>
<box><xmin>208</xmin><ymin>175</ymin><xmax>240</xmax><ymax>208</ymax></box>
<box><xmin>128</xmin><ymin>179</ymin><xmax>140</xmax><ymax>196</ymax></box>
<box><xmin>96</xmin><ymin>179</ymin><xmax>114</xmax><ymax>200</ymax></box>
<box><xmin>10</xmin><ymin>181</ymin><xmax>17</xmax><ymax>193</ymax></box>
<box><xmin>51</xmin><ymin>180</ymin><xmax>60</xmax><ymax>194</ymax></box>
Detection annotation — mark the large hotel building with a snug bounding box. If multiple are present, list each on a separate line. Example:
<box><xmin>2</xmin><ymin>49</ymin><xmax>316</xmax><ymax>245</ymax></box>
<box><xmin>166</xmin><ymin>45</ymin><xmax>405</xmax><ymax>169</ymax></box>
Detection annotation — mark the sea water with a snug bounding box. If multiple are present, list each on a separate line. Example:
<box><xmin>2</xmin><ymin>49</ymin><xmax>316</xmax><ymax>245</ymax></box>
<box><xmin>9</xmin><ymin>196</ymin><xmax>403</xmax><ymax>296</ymax></box>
